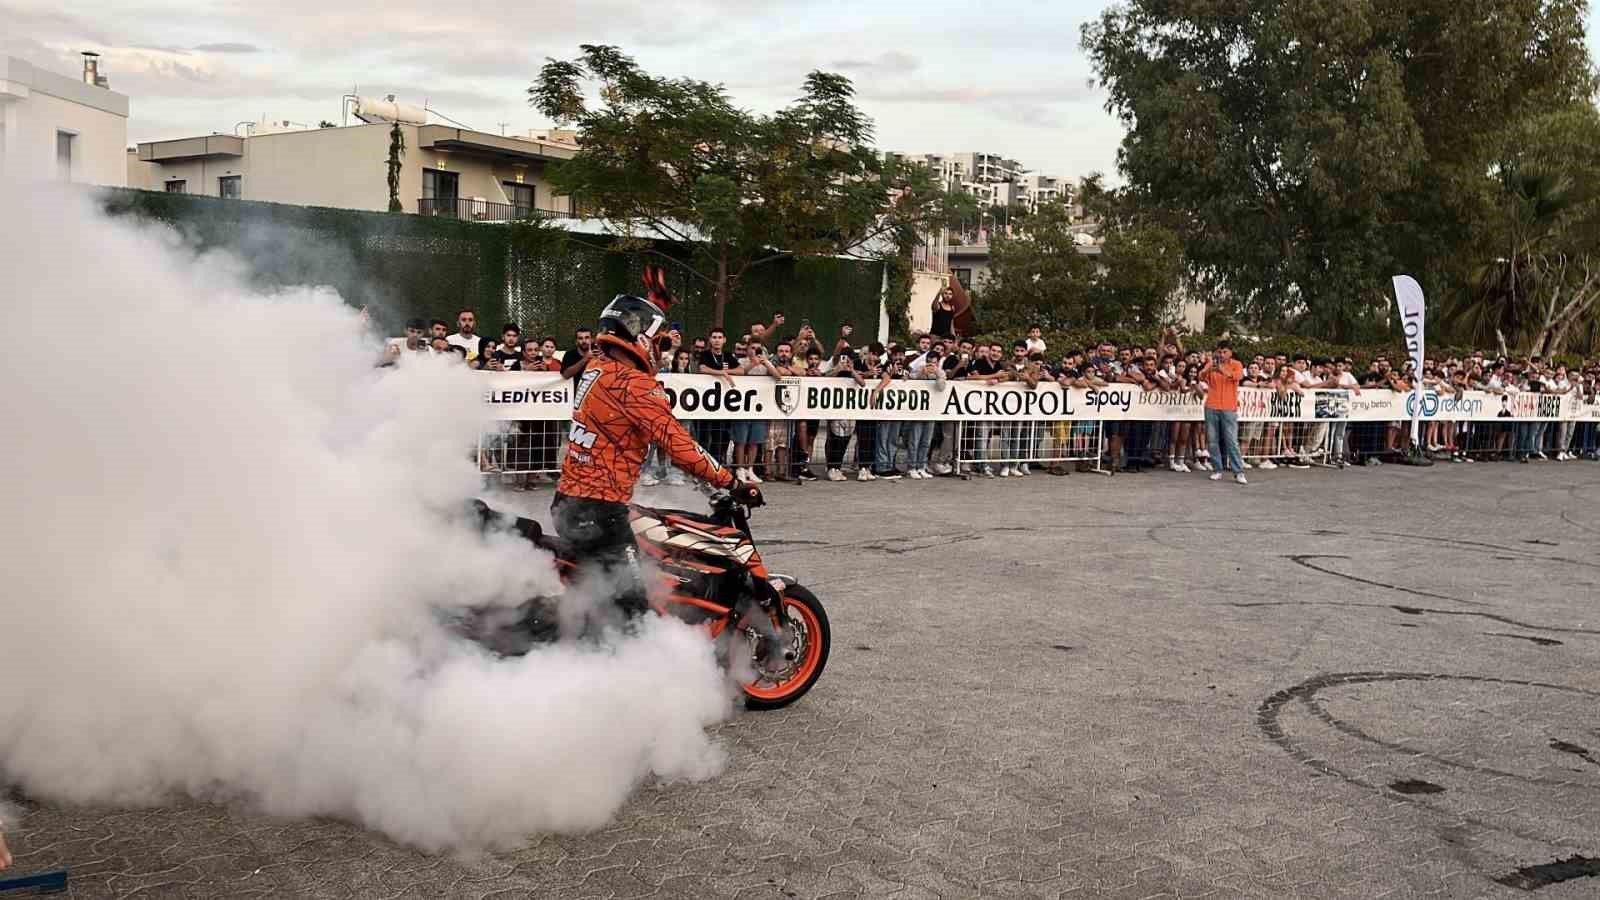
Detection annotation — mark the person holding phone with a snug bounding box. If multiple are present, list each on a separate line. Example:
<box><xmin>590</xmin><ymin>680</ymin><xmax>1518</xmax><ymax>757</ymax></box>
<box><xmin>833</xmin><ymin>324</ymin><xmax>855</xmax><ymax>360</ymax></box>
<box><xmin>931</xmin><ymin>289</ymin><xmax>956</xmax><ymax>339</ymax></box>
<box><xmin>730</xmin><ymin>343</ymin><xmax>774</xmax><ymax>482</ymax></box>
<box><xmin>870</xmin><ymin>353</ymin><xmax>908</xmax><ymax>479</ymax></box>
<box><xmin>1200</xmin><ymin>341</ymin><xmax>1247</xmax><ymax>483</ymax></box>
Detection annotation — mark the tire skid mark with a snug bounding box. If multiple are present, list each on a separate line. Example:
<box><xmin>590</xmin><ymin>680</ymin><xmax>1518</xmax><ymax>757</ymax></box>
<box><xmin>1227</xmin><ymin>600</ymin><xmax>1600</xmax><ymax>637</ymax></box>
<box><xmin>1257</xmin><ymin>672</ymin><xmax>1600</xmax><ymax>851</ymax></box>
<box><xmin>1287</xmin><ymin>554</ymin><xmax>1490</xmax><ymax>607</ymax></box>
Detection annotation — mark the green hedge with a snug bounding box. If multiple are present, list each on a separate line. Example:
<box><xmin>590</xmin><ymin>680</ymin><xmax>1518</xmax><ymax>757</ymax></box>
<box><xmin>98</xmin><ymin>189</ymin><xmax>884</xmax><ymax>343</ymax></box>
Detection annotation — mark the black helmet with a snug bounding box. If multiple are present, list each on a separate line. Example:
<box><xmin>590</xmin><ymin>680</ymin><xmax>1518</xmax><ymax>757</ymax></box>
<box><xmin>596</xmin><ymin>293</ymin><xmax>666</xmax><ymax>372</ymax></box>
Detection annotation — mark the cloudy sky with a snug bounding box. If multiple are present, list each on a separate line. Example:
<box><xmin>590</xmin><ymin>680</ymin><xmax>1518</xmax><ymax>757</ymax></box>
<box><xmin>4</xmin><ymin>1</ymin><xmax>1598</xmax><ymax>182</ymax></box>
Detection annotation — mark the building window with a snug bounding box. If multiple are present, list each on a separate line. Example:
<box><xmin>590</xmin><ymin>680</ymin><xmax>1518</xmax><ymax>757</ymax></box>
<box><xmin>56</xmin><ymin>131</ymin><xmax>75</xmax><ymax>181</ymax></box>
<box><xmin>218</xmin><ymin>175</ymin><xmax>241</xmax><ymax>199</ymax></box>
<box><xmin>422</xmin><ymin>168</ymin><xmax>459</xmax><ymax>216</ymax></box>
<box><xmin>164</xmin><ymin>179</ymin><xmax>188</xmax><ymax>194</ymax></box>
<box><xmin>504</xmin><ymin>181</ymin><xmax>534</xmax><ymax>217</ymax></box>
<box><xmin>952</xmin><ymin>268</ymin><xmax>973</xmax><ymax>290</ymax></box>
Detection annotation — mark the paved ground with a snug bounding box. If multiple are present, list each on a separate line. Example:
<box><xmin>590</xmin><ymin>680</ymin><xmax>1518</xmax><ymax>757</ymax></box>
<box><xmin>6</xmin><ymin>462</ymin><xmax>1600</xmax><ymax>898</ymax></box>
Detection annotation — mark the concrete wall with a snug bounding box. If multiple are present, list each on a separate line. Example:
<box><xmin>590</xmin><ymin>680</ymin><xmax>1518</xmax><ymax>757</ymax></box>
<box><xmin>245</xmin><ymin>124</ymin><xmax>396</xmax><ymax>209</ymax></box>
<box><xmin>0</xmin><ymin>56</ymin><xmax>127</xmax><ymax>186</ymax></box>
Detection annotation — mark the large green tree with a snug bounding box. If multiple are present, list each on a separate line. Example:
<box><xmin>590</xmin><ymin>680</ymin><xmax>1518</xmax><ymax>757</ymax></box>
<box><xmin>1083</xmin><ymin>0</ymin><xmax>1594</xmax><ymax>341</ymax></box>
<box><xmin>979</xmin><ymin>201</ymin><xmax>1094</xmax><ymax>332</ymax></box>
<box><xmin>1450</xmin><ymin>101</ymin><xmax>1600</xmax><ymax>356</ymax></box>
<box><xmin>530</xmin><ymin>45</ymin><xmax>969</xmax><ymax>327</ymax></box>
<box><xmin>981</xmin><ymin>189</ymin><xmax>1185</xmax><ymax>333</ymax></box>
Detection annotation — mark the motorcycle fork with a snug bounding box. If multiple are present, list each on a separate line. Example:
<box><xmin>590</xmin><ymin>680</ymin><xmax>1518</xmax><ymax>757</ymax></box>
<box><xmin>734</xmin><ymin>573</ymin><xmax>794</xmax><ymax>670</ymax></box>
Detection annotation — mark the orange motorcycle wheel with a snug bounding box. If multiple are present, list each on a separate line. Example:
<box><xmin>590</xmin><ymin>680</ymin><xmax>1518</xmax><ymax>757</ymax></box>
<box><xmin>742</xmin><ymin>585</ymin><xmax>831</xmax><ymax>711</ymax></box>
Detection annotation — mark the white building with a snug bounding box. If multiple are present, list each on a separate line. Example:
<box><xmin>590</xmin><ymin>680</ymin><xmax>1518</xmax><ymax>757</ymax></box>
<box><xmin>0</xmin><ymin>53</ymin><xmax>128</xmax><ymax>186</ymax></box>
<box><xmin>128</xmin><ymin>102</ymin><xmax>577</xmax><ymax>220</ymax></box>
<box><xmin>887</xmin><ymin>150</ymin><xmax>1066</xmax><ymax>212</ymax></box>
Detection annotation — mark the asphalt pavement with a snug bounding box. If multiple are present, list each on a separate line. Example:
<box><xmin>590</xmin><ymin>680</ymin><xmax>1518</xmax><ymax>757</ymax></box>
<box><xmin>6</xmin><ymin>461</ymin><xmax>1600</xmax><ymax>898</ymax></box>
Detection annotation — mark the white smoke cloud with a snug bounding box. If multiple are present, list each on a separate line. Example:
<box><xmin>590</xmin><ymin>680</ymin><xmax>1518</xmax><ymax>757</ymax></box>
<box><xmin>0</xmin><ymin>182</ymin><xmax>732</xmax><ymax>851</ymax></box>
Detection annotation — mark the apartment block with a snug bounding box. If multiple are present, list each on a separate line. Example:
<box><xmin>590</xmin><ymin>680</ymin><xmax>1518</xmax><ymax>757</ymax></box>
<box><xmin>129</xmin><ymin>121</ymin><xmax>577</xmax><ymax>221</ymax></box>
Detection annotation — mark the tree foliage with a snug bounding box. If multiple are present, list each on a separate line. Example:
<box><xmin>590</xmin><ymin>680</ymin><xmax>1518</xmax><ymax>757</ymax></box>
<box><xmin>980</xmin><ymin>192</ymin><xmax>1185</xmax><ymax>334</ymax></box>
<box><xmin>1450</xmin><ymin>102</ymin><xmax>1600</xmax><ymax>356</ymax></box>
<box><xmin>1083</xmin><ymin>0</ymin><xmax>1595</xmax><ymax>342</ymax></box>
<box><xmin>980</xmin><ymin>201</ymin><xmax>1094</xmax><ymax>332</ymax></box>
<box><xmin>529</xmin><ymin>45</ymin><xmax>972</xmax><ymax>326</ymax></box>
<box><xmin>385</xmin><ymin>123</ymin><xmax>404</xmax><ymax>214</ymax></box>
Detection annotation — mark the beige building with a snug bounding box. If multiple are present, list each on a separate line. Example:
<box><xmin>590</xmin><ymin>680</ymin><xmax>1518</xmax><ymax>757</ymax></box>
<box><xmin>0</xmin><ymin>53</ymin><xmax>128</xmax><ymax>186</ymax></box>
<box><xmin>886</xmin><ymin>149</ymin><xmax>1067</xmax><ymax>212</ymax></box>
<box><xmin>128</xmin><ymin>122</ymin><xmax>576</xmax><ymax>220</ymax></box>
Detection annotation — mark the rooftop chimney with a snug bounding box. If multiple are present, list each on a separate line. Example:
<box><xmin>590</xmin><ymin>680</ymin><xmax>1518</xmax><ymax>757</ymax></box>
<box><xmin>81</xmin><ymin>51</ymin><xmax>108</xmax><ymax>89</ymax></box>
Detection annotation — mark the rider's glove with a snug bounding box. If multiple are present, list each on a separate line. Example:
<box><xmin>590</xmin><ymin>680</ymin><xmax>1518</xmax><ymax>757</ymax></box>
<box><xmin>730</xmin><ymin>482</ymin><xmax>765</xmax><ymax>508</ymax></box>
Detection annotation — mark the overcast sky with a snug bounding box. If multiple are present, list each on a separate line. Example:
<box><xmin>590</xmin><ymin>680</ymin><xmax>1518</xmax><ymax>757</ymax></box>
<box><xmin>4</xmin><ymin>1</ymin><xmax>1598</xmax><ymax>183</ymax></box>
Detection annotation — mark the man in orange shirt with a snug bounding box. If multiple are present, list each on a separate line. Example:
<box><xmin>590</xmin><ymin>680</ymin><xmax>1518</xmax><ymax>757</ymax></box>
<box><xmin>1199</xmin><ymin>340</ymin><xmax>1248</xmax><ymax>484</ymax></box>
<box><xmin>554</xmin><ymin>267</ymin><xmax>760</xmax><ymax>616</ymax></box>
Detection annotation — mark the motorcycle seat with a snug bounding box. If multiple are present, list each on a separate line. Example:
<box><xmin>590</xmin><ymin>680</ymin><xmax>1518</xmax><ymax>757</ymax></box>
<box><xmin>513</xmin><ymin>515</ymin><xmax>580</xmax><ymax>563</ymax></box>
<box><xmin>470</xmin><ymin>499</ymin><xmax>579</xmax><ymax>563</ymax></box>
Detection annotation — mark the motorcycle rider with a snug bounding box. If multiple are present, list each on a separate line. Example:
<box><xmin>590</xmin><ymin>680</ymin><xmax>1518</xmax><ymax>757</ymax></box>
<box><xmin>553</xmin><ymin>266</ymin><xmax>761</xmax><ymax>616</ymax></box>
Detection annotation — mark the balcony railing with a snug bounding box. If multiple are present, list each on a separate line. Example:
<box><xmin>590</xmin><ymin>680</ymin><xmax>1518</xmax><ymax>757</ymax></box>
<box><xmin>416</xmin><ymin>197</ymin><xmax>557</xmax><ymax>222</ymax></box>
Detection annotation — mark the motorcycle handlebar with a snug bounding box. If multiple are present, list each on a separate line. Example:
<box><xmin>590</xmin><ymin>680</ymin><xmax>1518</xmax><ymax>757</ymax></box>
<box><xmin>707</xmin><ymin>486</ymin><xmax>763</xmax><ymax>509</ymax></box>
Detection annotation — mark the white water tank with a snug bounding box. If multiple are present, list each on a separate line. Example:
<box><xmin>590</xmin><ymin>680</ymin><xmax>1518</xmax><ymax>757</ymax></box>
<box><xmin>353</xmin><ymin>96</ymin><xmax>427</xmax><ymax>126</ymax></box>
<box><xmin>248</xmin><ymin>118</ymin><xmax>307</xmax><ymax>136</ymax></box>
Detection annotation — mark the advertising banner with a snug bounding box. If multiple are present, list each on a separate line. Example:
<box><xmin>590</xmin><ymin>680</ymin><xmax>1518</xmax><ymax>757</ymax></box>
<box><xmin>1392</xmin><ymin>274</ymin><xmax>1427</xmax><ymax>443</ymax></box>
<box><xmin>481</xmin><ymin>372</ymin><xmax>1588</xmax><ymax>423</ymax></box>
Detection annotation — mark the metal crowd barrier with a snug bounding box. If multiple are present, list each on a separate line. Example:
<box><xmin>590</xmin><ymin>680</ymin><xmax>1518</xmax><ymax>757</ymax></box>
<box><xmin>480</xmin><ymin>413</ymin><xmax>1599</xmax><ymax>483</ymax></box>
<box><xmin>952</xmin><ymin>420</ymin><xmax>1103</xmax><ymax>474</ymax></box>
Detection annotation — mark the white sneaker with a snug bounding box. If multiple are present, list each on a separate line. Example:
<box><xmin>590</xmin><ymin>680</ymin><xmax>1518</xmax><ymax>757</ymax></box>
<box><xmin>1169</xmin><ymin>460</ymin><xmax>1184</xmax><ymax>472</ymax></box>
<box><xmin>931</xmin><ymin>462</ymin><xmax>953</xmax><ymax>476</ymax></box>
<box><xmin>734</xmin><ymin>467</ymin><xmax>747</xmax><ymax>481</ymax></box>
<box><xmin>664</xmin><ymin>471</ymin><xmax>686</xmax><ymax>486</ymax></box>
<box><xmin>1257</xmin><ymin>460</ymin><xmax>1278</xmax><ymax>470</ymax></box>
<box><xmin>828</xmin><ymin>468</ymin><xmax>846</xmax><ymax>481</ymax></box>
<box><xmin>639</xmin><ymin>473</ymin><xmax>660</xmax><ymax>487</ymax></box>
<box><xmin>998</xmin><ymin>466</ymin><xmax>1014</xmax><ymax>477</ymax></box>
<box><xmin>857</xmin><ymin>468</ymin><xmax>876</xmax><ymax>481</ymax></box>
<box><xmin>1177</xmin><ymin>461</ymin><xmax>1191</xmax><ymax>473</ymax></box>
<box><xmin>981</xmin><ymin>465</ymin><xmax>996</xmax><ymax>478</ymax></box>
<box><xmin>1017</xmin><ymin>464</ymin><xmax>1031</xmax><ymax>476</ymax></box>
<box><xmin>1235</xmin><ymin>473</ymin><xmax>1248</xmax><ymax>485</ymax></box>
<box><xmin>1242</xmin><ymin>461</ymin><xmax>1254</xmax><ymax>469</ymax></box>
<box><xmin>1196</xmin><ymin>459</ymin><xmax>1212</xmax><ymax>471</ymax></box>
<box><xmin>746</xmin><ymin>469</ymin><xmax>763</xmax><ymax>484</ymax></box>
<box><xmin>1209</xmin><ymin>472</ymin><xmax>1223</xmax><ymax>481</ymax></box>
<box><xmin>905</xmin><ymin>468</ymin><xmax>921</xmax><ymax>479</ymax></box>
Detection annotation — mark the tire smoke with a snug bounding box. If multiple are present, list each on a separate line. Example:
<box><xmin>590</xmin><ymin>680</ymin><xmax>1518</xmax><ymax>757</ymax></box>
<box><xmin>0</xmin><ymin>184</ymin><xmax>732</xmax><ymax>851</ymax></box>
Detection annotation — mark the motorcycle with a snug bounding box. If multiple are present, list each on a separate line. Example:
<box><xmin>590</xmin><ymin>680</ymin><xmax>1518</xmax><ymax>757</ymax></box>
<box><xmin>457</xmin><ymin>491</ymin><xmax>830</xmax><ymax>710</ymax></box>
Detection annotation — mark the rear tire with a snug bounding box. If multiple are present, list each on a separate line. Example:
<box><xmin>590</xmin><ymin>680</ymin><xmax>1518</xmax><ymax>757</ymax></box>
<box><xmin>742</xmin><ymin>585</ymin><xmax>831</xmax><ymax>710</ymax></box>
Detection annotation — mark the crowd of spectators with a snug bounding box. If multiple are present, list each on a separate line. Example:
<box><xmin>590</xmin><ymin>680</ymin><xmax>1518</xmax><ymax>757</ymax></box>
<box><xmin>389</xmin><ymin>304</ymin><xmax>1600</xmax><ymax>486</ymax></box>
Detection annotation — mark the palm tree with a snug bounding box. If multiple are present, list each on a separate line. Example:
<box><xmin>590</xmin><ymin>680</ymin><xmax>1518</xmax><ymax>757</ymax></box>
<box><xmin>1449</xmin><ymin>165</ymin><xmax>1600</xmax><ymax>357</ymax></box>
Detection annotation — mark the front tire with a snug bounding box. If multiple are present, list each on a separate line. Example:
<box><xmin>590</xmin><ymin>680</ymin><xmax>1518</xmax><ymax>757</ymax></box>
<box><xmin>742</xmin><ymin>585</ymin><xmax>831</xmax><ymax>710</ymax></box>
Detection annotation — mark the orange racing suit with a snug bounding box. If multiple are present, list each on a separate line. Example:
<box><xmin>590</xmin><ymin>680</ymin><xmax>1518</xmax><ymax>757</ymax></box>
<box><xmin>557</xmin><ymin>356</ymin><xmax>733</xmax><ymax>503</ymax></box>
<box><xmin>552</xmin><ymin>355</ymin><xmax>733</xmax><ymax>617</ymax></box>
